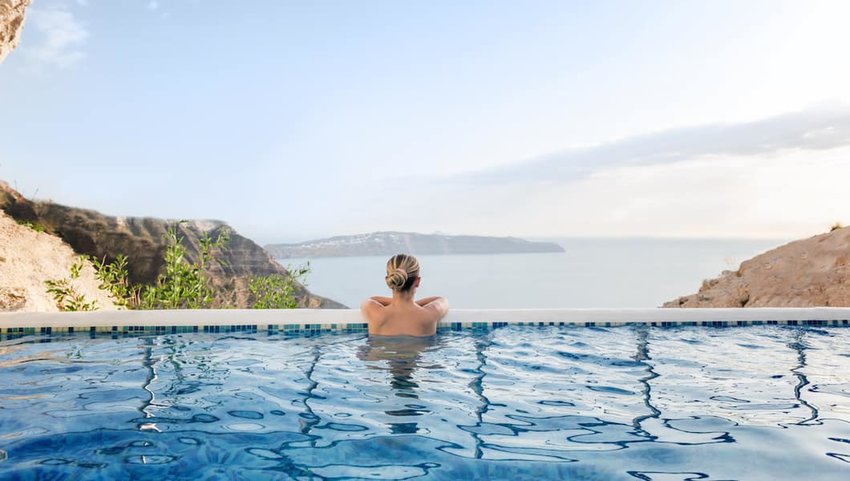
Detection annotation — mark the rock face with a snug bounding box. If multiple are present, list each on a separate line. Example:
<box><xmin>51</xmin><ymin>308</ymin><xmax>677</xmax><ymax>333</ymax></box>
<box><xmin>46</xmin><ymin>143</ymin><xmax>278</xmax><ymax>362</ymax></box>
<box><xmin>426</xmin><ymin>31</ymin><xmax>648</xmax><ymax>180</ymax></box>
<box><xmin>0</xmin><ymin>0</ymin><xmax>30</xmax><ymax>64</ymax></box>
<box><xmin>267</xmin><ymin>231</ymin><xmax>565</xmax><ymax>258</ymax></box>
<box><xmin>1</xmin><ymin>210</ymin><xmax>118</xmax><ymax>312</ymax></box>
<box><xmin>0</xmin><ymin>182</ymin><xmax>344</xmax><ymax>308</ymax></box>
<box><xmin>664</xmin><ymin>227</ymin><xmax>850</xmax><ymax>307</ymax></box>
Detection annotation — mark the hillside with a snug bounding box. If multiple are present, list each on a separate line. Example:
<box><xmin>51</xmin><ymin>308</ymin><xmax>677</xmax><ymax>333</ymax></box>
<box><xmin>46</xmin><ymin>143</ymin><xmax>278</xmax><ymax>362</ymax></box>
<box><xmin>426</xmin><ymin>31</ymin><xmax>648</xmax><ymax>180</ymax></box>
<box><xmin>266</xmin><ymin>231</ymin><xmax>565</xmax><ymax>258</ymax></box>
<box><xmin>664</xmin><ymin>227</ymin><xmax>850</xmax><ymax>307</ymax></box>
<box><xmin>0</xmin><ymin>182</ymin><xmax>343</xmax><ymax>309</ymax></box>
<box><xmin>0</xmin><ymin>210</ymin><xmax>118</xmax><ymax>312</ymax></box>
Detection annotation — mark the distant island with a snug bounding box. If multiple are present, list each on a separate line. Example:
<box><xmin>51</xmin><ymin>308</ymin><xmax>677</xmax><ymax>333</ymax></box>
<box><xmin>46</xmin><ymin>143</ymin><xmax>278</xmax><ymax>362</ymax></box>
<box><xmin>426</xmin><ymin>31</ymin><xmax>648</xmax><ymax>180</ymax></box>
<box><xmin>265</xmin><ymin>232</ymin><xmax>565</xmax><ymax>258</ymax></box>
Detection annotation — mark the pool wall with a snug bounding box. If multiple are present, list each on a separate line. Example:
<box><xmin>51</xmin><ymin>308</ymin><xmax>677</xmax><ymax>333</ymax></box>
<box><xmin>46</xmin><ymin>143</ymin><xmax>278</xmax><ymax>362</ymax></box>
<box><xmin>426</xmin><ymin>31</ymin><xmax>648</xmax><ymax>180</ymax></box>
<box><xmin>1</xmin><ymin>308</ymin><xmax>849</xmax><ymax>337</ymax></box>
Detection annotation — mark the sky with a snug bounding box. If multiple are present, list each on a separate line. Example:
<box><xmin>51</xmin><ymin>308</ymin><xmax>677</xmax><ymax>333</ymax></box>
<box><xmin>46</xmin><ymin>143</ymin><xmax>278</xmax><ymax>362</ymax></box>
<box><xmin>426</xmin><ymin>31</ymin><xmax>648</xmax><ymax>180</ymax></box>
<box><xmin>1</xmin><ymin>0</ymin><xmax>849</xmax><ymax>243</ymax></box>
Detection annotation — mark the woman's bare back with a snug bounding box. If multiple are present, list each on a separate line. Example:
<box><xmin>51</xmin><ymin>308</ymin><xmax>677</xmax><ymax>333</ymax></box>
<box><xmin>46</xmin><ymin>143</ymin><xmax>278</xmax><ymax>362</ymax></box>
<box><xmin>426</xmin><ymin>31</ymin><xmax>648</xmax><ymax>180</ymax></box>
<box><xmin>361</xmin><ymin>296</ymin><xmax>449</xmax><ymax>336</ymax></box>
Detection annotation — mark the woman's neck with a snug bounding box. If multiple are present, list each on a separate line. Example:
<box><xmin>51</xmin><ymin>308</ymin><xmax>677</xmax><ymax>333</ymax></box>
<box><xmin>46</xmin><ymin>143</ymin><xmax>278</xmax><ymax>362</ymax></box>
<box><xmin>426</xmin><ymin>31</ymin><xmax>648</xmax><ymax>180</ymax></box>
<box><xmin>392</xmin><ymin>290</ymin><xmax>416</xmax><ymax>304</ymax></box>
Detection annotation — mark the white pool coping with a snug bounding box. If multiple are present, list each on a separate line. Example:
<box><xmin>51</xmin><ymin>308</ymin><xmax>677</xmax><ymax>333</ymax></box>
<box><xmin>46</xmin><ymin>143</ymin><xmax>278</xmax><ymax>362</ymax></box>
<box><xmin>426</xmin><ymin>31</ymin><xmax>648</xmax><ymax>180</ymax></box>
<box><xmin>1</xmin><ymin>307</ymin><xmax>849</xmax><ymax>329</ymax></box>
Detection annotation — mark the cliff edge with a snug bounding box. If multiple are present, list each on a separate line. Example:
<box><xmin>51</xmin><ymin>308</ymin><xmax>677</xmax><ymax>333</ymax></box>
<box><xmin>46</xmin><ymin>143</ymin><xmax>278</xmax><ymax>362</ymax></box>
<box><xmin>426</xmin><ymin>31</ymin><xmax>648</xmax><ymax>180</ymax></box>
<box><xmin>0</xmin><ymin>182</ymin><xmax>344</xmax><ymax>309</ymax></box>
<box><xmin>0</xmin><ymin>0</ymin><xmax>30</xmax><ymax>64</ymax></box>
<box><xmin>664</xmin><ymin>227</ymin><xmax>850</xmax><ymax>307</ymax></box>
<box><xmin>1</xmin><ymin>210</ymin><xmax>118</xmax><ymax>312</ymax></box>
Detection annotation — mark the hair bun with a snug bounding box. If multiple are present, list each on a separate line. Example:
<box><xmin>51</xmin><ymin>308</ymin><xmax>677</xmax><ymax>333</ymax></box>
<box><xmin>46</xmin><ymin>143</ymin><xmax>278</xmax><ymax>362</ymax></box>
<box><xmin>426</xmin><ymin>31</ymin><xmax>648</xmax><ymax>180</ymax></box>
<box><xmin>385</xmin><ymin>267</ymin><xmax>408</xmax><ymax>290</ymax></box>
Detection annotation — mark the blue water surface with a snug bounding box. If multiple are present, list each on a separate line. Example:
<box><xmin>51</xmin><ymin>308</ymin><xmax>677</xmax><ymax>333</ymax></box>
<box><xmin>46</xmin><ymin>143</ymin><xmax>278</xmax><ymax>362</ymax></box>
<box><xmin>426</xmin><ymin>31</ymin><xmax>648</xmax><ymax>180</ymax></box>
<box><xmin>1</xmin><ymin>325</ymin><xmax>849</xmax><ymax>480</ymax></box>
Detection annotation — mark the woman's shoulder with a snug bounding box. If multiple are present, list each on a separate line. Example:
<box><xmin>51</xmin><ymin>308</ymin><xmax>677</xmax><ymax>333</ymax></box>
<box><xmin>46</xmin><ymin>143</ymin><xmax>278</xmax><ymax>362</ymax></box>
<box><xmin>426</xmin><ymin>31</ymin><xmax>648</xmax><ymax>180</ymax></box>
<box><xmin>417</xmin><ymin>297</ymin><xmax>449</xmax><ymax>319</ymax></box>
<box><xmin>361</xmin><ymin>298</ymin><xmax>388</xmax><ymax>324</ymax></box>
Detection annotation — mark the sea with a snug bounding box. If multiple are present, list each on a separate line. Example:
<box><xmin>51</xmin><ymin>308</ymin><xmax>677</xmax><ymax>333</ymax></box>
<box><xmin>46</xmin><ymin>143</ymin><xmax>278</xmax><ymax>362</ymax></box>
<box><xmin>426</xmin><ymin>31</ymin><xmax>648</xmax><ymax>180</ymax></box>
<box><xmin>282</xmin><ymin>238</ymin><xmax>788</xmax><ymax>309</ymax></box>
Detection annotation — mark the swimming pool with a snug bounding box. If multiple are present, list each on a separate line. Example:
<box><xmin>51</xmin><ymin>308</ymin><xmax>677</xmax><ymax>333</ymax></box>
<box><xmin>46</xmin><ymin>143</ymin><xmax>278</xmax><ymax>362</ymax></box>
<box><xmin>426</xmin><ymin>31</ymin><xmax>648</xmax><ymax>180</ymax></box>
<box><xmin>1</xmin><ymin>321</ymin><xmax>849</xmax><ymax>480</ymax></box>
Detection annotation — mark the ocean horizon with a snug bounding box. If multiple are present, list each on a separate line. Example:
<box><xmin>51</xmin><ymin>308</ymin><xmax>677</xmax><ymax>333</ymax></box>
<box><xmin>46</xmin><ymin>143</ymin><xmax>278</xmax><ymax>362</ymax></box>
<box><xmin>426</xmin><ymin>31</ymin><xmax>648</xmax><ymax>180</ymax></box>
<box><xmin>282</xmin><ymin>237</ymin><xmax>788</xmax><ymax>309</ymax></box>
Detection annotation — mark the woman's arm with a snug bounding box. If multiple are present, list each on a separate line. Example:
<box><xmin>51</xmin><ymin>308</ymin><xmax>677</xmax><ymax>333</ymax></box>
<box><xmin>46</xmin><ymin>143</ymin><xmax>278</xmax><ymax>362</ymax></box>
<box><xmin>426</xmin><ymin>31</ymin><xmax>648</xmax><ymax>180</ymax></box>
<box><xmin>415</xmin><ymin>296</ymin><xmax>442</xmax><ymax>306</ymax></box>
<box><xmin>421</xmin><ymin>296</ymin><xmax>449</xmax><ymax>322</ymax></box>
<box><xmin>369</xmin><ymin>296</ymin><xmax>392</xmax><ymax>306</ymax></box>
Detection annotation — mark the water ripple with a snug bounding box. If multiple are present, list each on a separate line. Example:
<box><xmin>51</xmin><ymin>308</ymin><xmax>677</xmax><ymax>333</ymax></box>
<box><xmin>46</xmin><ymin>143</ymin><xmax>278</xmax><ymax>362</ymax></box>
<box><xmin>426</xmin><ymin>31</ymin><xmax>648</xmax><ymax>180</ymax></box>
<box><xmin>1</xmin><ymin>326</ymin><xmax>850</xmax><ymax>480</ymax></box>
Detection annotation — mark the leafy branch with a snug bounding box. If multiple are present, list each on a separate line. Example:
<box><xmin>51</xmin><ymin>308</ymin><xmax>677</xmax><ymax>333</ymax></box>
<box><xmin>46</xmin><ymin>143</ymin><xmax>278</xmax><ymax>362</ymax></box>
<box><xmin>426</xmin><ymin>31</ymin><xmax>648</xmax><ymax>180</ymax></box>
<box><xmin>139</xmin><ymin>222</ymin><xmax>230</xmax><ymax>309</ymax></box>
<box><xmin>248</xmin><ymin>264</ymin><xmax>310</xmax><ymax>309</ymax></box>
<box><xmin>44</xmin><ymin>257</ymin><xmax>98</xmax><ymax>312</ymax></box>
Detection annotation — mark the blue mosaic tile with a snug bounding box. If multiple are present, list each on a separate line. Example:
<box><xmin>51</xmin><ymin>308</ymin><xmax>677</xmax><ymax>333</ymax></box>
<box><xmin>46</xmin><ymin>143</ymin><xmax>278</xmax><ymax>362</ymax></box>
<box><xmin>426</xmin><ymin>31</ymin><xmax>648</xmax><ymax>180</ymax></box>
<box><xmin>4</xmin><ymin>316</ymin><xmax>850</xmax><ymax>340</ymax></box>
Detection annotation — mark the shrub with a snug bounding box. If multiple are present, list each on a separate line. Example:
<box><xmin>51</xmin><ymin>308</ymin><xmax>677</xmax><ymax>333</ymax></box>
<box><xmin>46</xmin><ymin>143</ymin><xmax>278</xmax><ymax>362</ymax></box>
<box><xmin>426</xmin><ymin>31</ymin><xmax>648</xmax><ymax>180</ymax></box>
<box><xmin>49</xmin><ymin>222</ymin><xmax>307</xmax><ymax>311</ymax></box>
<box><xmin>831</xmin><ymin>222</ymin><xmax>844</xmax><ymax>232</ymax></box>
<box><xmin>249</xmin><ymin>264</ymin><xmax>310</xmax><ymax>309</ymax></box>
<box><xmin>89</xmin><ymin>222</ymin><xmax>230</xmax><ymax>310</ymax></box>
<box><xmin>90</xmin><ymin>254</ymin><xmax>137</xmax><ymax>308</ymax></box>
<box><xmin>139</xmin><ymin>222</ymin><xmax>230</xmax><ymax>309</ymax></box>
<box><xmin>44</xmin><ymin>257</ymin><xmax>97</xmax><ymax>311</ymax></box>
<box><xmin>16</xmin><ymin>219</ymin><xmax>46</xmax><ymax>233</ymax></box>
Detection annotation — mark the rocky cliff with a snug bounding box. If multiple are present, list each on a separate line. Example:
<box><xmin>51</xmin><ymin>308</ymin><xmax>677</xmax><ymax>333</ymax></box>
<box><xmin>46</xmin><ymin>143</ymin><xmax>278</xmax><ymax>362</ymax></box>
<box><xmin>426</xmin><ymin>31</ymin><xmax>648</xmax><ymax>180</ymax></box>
<box><xmin>0</xmin><ymin>0</ymin><xmax>29</xmax><ymax>64</ymax></box>
<box><xmin>0</xmin><ymin>182</ymin><xmax>343</xmax><ymax>308</ymax></box>
<box><xmin>664</xmin><ymin>227</ymin><xmax>850</xmax><ymax>307</ymax></box>
<box><xmin>1</xmin><ymin>210</ymin><xmax>118</xmax><ymax>312</ymax></box>
<box><xmin>267</xmin><ymin>231</ymin><xmax>565</xmax><ymax>258</ymax></box>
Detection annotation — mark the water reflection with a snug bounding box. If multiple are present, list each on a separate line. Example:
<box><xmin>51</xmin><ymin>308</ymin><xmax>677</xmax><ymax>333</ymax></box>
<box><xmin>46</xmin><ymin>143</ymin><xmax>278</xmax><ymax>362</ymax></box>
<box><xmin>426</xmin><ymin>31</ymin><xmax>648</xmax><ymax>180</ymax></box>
<box><xmin>138</xmin><ymin>337</ymin><xmax>160</xmax><ymax>432</ymax></box>
<box><xmin>631</xmin><ymin>325</ymin><xmax>660</xmax><ymax>440</ymax></box>
<box><xmin>788</xmin><ymin>329</ymin><xmax>820</xmax><ymax>426</ymax></box>
<box><xmin>298</xmin><ymin>345</ymin><xmax>322</xmax><ymax>439</ymax></box>
<box><xmin>469</xmin><ymin>334</ymin><xmax>494</xmax><ymax>459</ymax></box>
<box><xmin>358</xmin><ymin>336</ymin><xmax>438</xmax><ymax>433</ymax></box>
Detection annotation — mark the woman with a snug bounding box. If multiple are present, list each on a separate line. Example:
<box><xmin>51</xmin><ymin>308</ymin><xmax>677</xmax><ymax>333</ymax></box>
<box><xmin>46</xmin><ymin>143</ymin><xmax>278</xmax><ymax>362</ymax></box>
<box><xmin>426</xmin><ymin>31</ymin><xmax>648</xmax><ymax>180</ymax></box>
<box><xmin>360</xmin><ymin>254</ymin><xmax>449</xmax><ymax>336</ymax></box>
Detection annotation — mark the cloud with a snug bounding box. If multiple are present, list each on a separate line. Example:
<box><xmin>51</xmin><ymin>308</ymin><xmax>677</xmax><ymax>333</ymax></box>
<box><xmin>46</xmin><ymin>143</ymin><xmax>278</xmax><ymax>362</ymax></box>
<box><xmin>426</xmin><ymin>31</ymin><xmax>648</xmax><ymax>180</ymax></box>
<box><xmin>372</xmin><ymin>146</ymin><xmax>850</xmax><ymax>239</ymax></box>
<box><xmin>147</xmin><ymin>1</ymin><xmax>159</xmax><ymax>11</ymax></box>
<box><xmin>349</xmin><ymin>106</ymin><xmax>850</xmax><ymax>239</ymax></box>
<box><xmin>24</xmin><ymin>6</ymin><xmax>89</xmax><ymax>68</ymax></box>
<box><xmin>462</xmin><ymin>106</ymin><xmax>850</xmax><ymax>185</ymax></box>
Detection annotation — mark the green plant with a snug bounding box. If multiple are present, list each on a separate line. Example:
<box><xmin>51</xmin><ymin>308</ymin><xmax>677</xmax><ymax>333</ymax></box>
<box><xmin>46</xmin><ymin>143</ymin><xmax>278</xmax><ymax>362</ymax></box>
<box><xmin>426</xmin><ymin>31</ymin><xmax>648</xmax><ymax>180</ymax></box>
<box><xmin>44</xmin><ymin>257</ymin><xmax>98</xmax><ymax>311</ymax></box>
<box><xmin>248</xmin><ymin>263</ymin><xmax>310</xmax><ymax>309</ymax></box>
<box><xmin>90</xmin><ymin>254</ymin><xmax>138</xmax><ymax>308</ymax></box>
<box><xmin>831</xmin><ymin>222</ymin><xmax>844</xmax><ymax>232</ymax></box>
<box><xmin>42</xmin><ymin>224</ymin><xmax>238</xmax><ymax>311</ymax></box>
<box><xmin>69</xmin><ymin>257</ymin><xmax>83</xmax><ymax>278</ymax></box>
<box><xmin>139</xmin><ymin>223</ymin><xmax>229</xmax><ymax>309</ymax></box>
<box><xmin>199</xmin><ymin>227</ymin><xmax>230</xmax><ymax>269</ymax></box>
<box><xmin>16</xmin><ymin>219</ymin><xmax>46</xmax><ymax>233</ymax></box>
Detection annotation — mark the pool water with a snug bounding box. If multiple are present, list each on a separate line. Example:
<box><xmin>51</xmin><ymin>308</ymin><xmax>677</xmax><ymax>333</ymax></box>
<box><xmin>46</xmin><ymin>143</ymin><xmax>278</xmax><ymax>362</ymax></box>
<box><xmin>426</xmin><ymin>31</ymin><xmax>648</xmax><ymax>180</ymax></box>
<box><xmin>1</xmin><ymin>326</ymin><xmax>849</xmax><ymax>480</ymax></box>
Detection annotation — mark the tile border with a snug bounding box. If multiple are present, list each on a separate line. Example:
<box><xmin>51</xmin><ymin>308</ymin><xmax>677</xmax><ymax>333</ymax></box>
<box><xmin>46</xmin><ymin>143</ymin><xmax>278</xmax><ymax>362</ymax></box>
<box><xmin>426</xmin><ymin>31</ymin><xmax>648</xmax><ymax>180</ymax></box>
<box><xmin>1</xmin><ymin>308</ymin><xmax>849</xmax><ymax>338</ymax></box>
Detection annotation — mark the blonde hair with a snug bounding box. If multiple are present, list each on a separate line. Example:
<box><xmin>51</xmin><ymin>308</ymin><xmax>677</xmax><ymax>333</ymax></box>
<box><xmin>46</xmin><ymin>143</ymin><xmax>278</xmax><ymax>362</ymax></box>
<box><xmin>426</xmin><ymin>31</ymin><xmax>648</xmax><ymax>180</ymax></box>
<box><xmin>385</xmin><ymin>254</ymin><xmax>420</xmax><ymax>291</ymax></box>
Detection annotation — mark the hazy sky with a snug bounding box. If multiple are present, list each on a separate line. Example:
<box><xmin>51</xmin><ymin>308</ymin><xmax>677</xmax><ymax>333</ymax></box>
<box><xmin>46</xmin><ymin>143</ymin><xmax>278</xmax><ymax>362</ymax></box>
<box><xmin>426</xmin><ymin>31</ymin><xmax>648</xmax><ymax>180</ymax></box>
<box><xmin>1</xmin><ymin>0</ymin><xmax>849</xmax><ymax>242</ymax></box>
